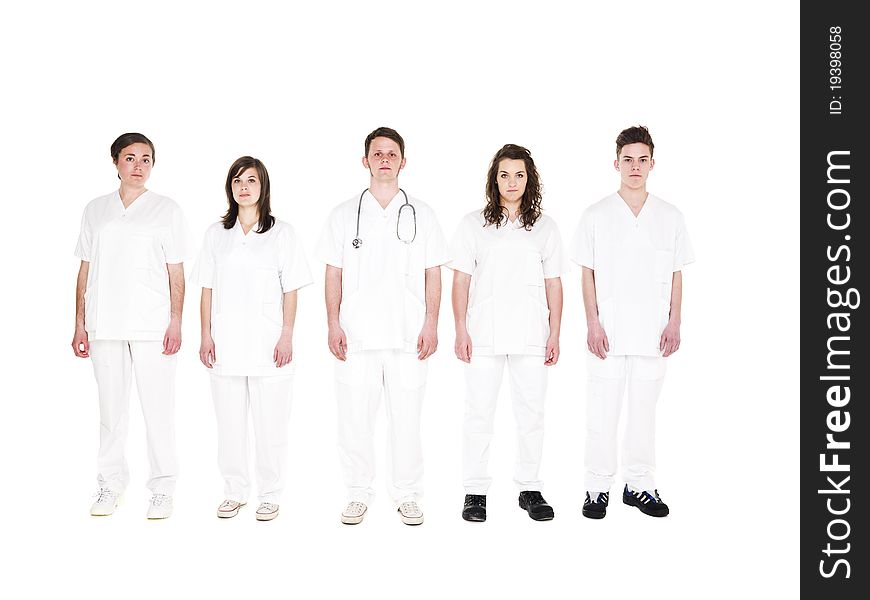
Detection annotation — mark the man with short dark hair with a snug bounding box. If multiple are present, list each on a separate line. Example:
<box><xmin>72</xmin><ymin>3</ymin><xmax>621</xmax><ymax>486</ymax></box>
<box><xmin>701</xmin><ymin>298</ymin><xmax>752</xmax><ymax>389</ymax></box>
<box><xmin>570</xmin><ymin>126</ymin><xmax>694</xmax><ymax>519</ymax></box>
<box><xmin>316</xmin><ymin>127</ymin><xmax>448</xmax><ymax>526</ymax></box>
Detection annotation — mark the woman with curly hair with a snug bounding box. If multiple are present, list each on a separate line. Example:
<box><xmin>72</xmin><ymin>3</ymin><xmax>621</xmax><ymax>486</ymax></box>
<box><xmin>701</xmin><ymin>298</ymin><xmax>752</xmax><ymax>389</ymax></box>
<box><xmin>448</xmin><ymin>144</ymin><xmax>565</xmax><ymax>523</ymax></box>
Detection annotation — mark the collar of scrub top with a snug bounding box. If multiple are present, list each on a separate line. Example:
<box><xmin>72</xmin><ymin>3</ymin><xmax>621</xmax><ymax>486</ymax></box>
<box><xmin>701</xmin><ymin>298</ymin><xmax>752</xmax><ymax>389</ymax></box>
<box><xmin>352</xmin><ymin>188</ymin><xmax>416</xmax><ymax>249</ymax></box>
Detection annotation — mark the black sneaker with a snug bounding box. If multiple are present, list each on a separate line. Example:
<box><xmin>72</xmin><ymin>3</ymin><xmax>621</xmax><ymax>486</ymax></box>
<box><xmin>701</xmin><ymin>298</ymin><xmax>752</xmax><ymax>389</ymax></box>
<box><xmin>462</xmin><ymin>494</ymin><xmax>486</xmax><ymax>522</ymax></box>
<box><xmin>582</xmin><ymin>491</ymin><xmax>609</xmax><ymax>519</ymax></box>
<box><xmin>622</xmin><ymin>485</ymin><xmax>669</xmax><ymax>517</ymax></box>
<box><xmin>518</xmin><ymin>491</ymin><xmax>555</xmax><ymax>521</ymax></box>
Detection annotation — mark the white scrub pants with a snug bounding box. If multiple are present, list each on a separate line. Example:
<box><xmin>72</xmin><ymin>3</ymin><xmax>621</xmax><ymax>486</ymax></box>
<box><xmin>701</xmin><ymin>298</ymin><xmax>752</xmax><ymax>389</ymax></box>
<box><xmin>335</xmin><ymin>350</ymin><xmax>427</xmax><ymax>505</ymax></box>
<box><xmin>463</xmin><ymin>354</ymin><xmax>548</xmax><ymax>494</ymax></box>
<box><xmin>210</xmin><ymin>374</ymin><xmax>293</xmax><ymax>504</ymax></box>
<box><xmin>90</xmin><ymin>340</ymin><xmax>178</xmax><ymax>495</ymax></box>
<box><xmin>585</xmin><ymin>354</ymin><xmax>666</xmax><ymax>493</ymax></box>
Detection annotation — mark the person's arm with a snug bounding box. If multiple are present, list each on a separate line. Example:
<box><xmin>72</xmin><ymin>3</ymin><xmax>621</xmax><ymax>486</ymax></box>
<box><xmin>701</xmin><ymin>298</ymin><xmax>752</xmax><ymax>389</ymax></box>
<box><xmin>452</xmin><ymin>270</ymin><xmax>472</xmax><ymax>362</ymax></box>
<box><xmin>417</xmin><ymin>266</ymin><xmax>441</xmax><ymax>360</ymax></box>
<box><xmin>72</xmin><ymin>260</ymin><xmax>90</xmax><ymax>358</ymax></box>
<box><xmin>199</xmin><ymin>288</ymin><xmax>215</xmax><ymax>368</ymax></box>
<box><xmin>659</xmin><ymin>271</ymin><xmax>683</xmax><ymax>357</ymax></box>
<box><xmin>164</xmin><ymin>263</ymin><xmax>185</xmax><ymax>355</ymax></box>
<box><xmin>544</xmin><ymin>277</ymin><xmax>563</xmax><ymax>365</ymax></box>
<box><xmin>325</xmin><ymin>265</ymin><xmax>347</xmax><ymax>361</ymax></box>
<box><xmin>582</xmin><ymin>266</ymin><xmax>609</xmax><ymax>359</ymax></box>
<box><xmin>274</xmin><ymin>290</ymin><xmax>298</xmax><ymax>367</ymax></box>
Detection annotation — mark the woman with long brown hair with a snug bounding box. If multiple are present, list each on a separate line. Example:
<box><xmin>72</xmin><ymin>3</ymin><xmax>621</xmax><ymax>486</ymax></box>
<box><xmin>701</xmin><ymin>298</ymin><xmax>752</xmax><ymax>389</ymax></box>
<box><xmin>449</xmin><ymin>144</ymin><xmax>565</xmax><ymax>522</ymax></box>
<box><xmin>195</xmin><ymin>156</ymin><xmax>312</xmax><ymax>521</ymax></box>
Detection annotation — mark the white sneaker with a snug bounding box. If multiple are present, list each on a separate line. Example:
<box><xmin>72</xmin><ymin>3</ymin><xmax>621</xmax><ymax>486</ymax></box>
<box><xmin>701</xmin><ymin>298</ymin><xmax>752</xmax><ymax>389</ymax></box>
<box><xmin>146</xmin><ymin>494</ymin><xmax>173</xmax><ymax>519</ymax></box>
<box><xmin>90</xmin><ymin>488</ymin><xmax>121</xmax><ymax>516</ymax></box>
<box><xmin>256</xmin><ymin>502</ymin><xmax>279</xmax><ymax>521</ymax></box>
<box><xmin>341</xmin><ymin>501</ymin><xmax>367</xmax><ymax>525</ymax></box>
<box><xmin>217</xmin><ymin>499</ymin><xmax>246</xmax><ymax>518</ymax></box>
<box><xmin>398</xmin><ymin>500</ymin><xmax>423</xmax><ymax>526</ymax></box>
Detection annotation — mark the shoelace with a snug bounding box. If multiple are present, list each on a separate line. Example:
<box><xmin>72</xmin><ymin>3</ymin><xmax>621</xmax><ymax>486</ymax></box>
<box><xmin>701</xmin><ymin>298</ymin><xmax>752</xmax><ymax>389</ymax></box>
<box><xmin>220</xmin><ymin>500</ymin><xmax>239</xmax><ymax>510</ymax></box>
<box><xmin>629</xmin><ymin>488</ymin><xmax>662</xmax><ymax>504</ymax></box>
<box><xmin>524</xmin><ymin>491</ymin><xmax>546</xmax><ymax>504</ymax></box>
<box><xmin>400</xmin><ymin>501</ymin><xmax>420</xmax><ymax>515</ymax></box>
<box><xmin>587</xmin><ymin>491</ymin><xmax>609</xmax><ymax>505</ymax></box>
<box><xmin>95</xmin><ymin>488</ymin><xmax>117</xmax><ymax>503</ymax></box>
<box><xmin>345</xmin><ymin>501</ymin><xmax>366</xmax><ymax>515</ymax></box>
<box><xmin>151</xmin><ymin>494</ymin><xmax>171</xmax><ymax>507</ymax></box>
<box><xmin>259</xmin><ymin>503</ymin><xmax>278</xmax><ymax>512</ymax></box>
<box><xmin>465</xmin><ymin>495</ymin><xmax>486</xmax><ymax>508</ymax></box>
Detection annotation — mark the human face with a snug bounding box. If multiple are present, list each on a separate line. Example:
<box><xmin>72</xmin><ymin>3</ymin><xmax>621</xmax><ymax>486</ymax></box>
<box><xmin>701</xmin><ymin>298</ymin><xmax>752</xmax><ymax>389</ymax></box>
<box><xmin>362</xmin><ymin>137</ymin><xmax>405</xmax><ymax>181</ymax></box>
<box><xmin>114</xmin><ymin>143</ymin><xmax>153</xmax><ymax>186</ymax></box>
<box><xmin>231</xmin><ymin>167</ymin><xmax>262</xmax><ymax>209</ymax></box>
<box><xmin>496</xmin><ymin>158</ymin><xmax>527</xmax><ymax>205</ymax></box>
<box><xmin>615</xmin><ymin>142</ymin><xmax>654</xmax><ymax>190</ymax></box>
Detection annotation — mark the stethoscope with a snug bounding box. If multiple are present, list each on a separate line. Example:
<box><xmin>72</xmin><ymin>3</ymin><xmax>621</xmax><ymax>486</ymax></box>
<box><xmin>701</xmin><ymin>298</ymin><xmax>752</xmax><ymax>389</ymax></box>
<box><xmin>352</xmin><ymin>188</ymin><xmax>416</xmax><ymax>249</ymax></box>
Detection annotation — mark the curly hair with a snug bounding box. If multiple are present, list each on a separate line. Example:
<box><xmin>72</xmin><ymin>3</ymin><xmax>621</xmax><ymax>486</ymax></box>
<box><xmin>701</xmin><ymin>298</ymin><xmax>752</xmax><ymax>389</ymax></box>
<box><xmin>482</xmin><ymin>144</ymin><xmax>542</xmax><ymax>230</ymax></box>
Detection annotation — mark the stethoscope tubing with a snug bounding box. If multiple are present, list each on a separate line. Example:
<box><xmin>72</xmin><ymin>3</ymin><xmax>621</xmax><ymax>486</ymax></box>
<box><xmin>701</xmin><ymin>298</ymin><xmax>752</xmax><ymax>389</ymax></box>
<box><xmin>353</xmin><ymin>188</ymin><xmax>416</xmax><ymax>248</ymax></box>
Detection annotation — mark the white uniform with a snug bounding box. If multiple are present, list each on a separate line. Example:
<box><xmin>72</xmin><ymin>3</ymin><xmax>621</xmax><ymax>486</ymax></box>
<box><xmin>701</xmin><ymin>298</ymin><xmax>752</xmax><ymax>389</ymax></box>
<box><xmin>75</xmin><ymin>189</ymin><xmax>193</xmax><ymax>495</ymax></box>
<box><xmin>194</xmin><ymin>219</ymin><xmax>312</xmax><ymax>503</ymax></box>
<box><xmin>570</xmin><ymin>193</ymin><xmax>694</xmax><ymax>492</ymax></box>
<box><xmin>316</xmin><ymin>191</ymin><xmax>448</xmax><ymax>504</ymax></box>
<box><xmin>449</xmin><ymin>211</ymin><xmax>565</xmax><ymax>494</ymax></box>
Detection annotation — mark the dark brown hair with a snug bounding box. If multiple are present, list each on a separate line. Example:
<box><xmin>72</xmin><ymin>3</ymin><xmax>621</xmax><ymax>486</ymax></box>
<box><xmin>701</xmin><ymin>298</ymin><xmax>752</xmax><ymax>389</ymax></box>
<box><xmin>222</xmin><ymin>156</ymin><xmax>275</xmax><ymax>233</ymax></box>
<box><xmin>483</xmin><ymin>144</ymin><xmax>542</xmax><ymax>230</ymax></box>
<box><xmin>364</xmin><ymin>127</ymin><xmax>405</xmax><ymax>157</ymax></box>
<box><xmin>616</xmin><ymin>125</ymin><xmax>654</xmax><ymax>158</ymax></box>
<box><xmin>110</xmin><ymin>132</ymin><xmax>155</xmax><ymax>164</ymax></box>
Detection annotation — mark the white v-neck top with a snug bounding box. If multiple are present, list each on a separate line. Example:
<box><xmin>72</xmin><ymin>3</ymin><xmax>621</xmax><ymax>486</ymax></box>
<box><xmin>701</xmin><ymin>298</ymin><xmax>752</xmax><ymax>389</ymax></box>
<box><xmin>569</xmin><ymin>193</ymin><xmax>695</xmax><ymax>356</ymax></box>
<box><xmin>316</xmin><ymin>190</ymin><xmax>448</xmax><ymax>353</ymax></box>
<box><xmin>194</xmin><ymin>219</ymin><xmax>312</xmax><ymax>376</ymax></box>
<box><xmin>449</xmin><ymin>211</ymin><xmax>565</xmax><ymax>356</ymax></box>
<box><xmin>74</xmin><ymin>189</ymin><xmax>193</xmax><ymax>340</ymax></box>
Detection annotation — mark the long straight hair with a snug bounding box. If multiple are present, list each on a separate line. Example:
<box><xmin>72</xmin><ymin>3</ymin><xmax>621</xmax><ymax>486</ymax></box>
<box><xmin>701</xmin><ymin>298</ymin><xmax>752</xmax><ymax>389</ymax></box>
<box><xmin>222</xmin><ymin>156</ymin><xmax>275</xmax><ymax>233</ymax></box>
<box><xmin>482</xmin><ymin>144</ymin><xmax>543</xmax><ymax>230</ymax></box>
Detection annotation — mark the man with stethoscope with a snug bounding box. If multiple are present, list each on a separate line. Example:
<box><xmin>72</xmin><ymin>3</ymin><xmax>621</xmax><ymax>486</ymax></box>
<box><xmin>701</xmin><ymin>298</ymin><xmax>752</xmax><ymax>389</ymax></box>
<box><xmin>316</xmin><ymin>127</ymin><xmax>448</xmax><ymax>525</ymax></box>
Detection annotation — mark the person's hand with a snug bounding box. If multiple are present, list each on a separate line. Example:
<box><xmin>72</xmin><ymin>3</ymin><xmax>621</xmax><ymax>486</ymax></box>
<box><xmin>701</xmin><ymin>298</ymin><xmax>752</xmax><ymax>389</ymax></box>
<box><xmin>587</xmin><ymin>320</ymin><xmax>609</xmax><ymax>359</ymax></box>
<box><xmin>417</xmin><ymin>320</ymin><xmax>438</xmax><ymax>360</ymax></box>
<box><xmin>544</xmin><ymin>335</ymin><xmax>560</xmax><ymax>366</ymax></box>
<box><xmin>163</xmin><ymin>318</ymin><xmax>182</xmax><ymax>355</ymax></box>
<box><xmin>274</xmin><ymin>331</ymin><xmax>293</xmax><ymax>367</ymax></box>
<box><xmin>660</xmin><ymin>319</ymin><xmax>681</xmax><ymax>357</ymax></box>
<box><xmin>72</xmin><ymin>327</ymin><xmax>89</xmax><ymax>358</ymax></box>
<box><xmin>454</xmin><ymin>329</ymin><xmax>472</xmax><ymax>363</ymax></box>
<box><xmin>199</xmin><ymin>335</ymin><xmax>215</xmax><ymax>368</ymax></box>
<box><xmin>328</xmin><ymin>324</ymin><xmax>347</xmax><ymax>361</ymax></box>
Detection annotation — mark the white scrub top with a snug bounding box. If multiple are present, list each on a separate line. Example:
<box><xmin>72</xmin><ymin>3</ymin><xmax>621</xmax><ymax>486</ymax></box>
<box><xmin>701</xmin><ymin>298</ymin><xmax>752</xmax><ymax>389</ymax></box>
<box><xmin>316</xmin><ymin>191</ymin><xmax>448</xmax><ymax>354</ymax></box>
<box><xmin>569</xmin><ymin>193</ymin><xmax>695</xmax><ymax>356</ymax></box>
<box><xmin>449</xmin><ymin>211</ymin><xmax>565</xmax><ymax>356</ymax></box>
<box><xmin>74</xmin><ymin>190</ymin><xmax>193</xmax><ymax>341</ymax></box>
<box><xmin>194</xmin><ymin>219</ymin><xmax>313</xmax><ymax>377</ymax></box>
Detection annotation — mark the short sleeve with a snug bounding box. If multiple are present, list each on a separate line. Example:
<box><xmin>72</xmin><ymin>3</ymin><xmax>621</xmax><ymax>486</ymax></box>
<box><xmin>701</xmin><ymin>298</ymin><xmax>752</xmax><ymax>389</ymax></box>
<box><xmin>447</xmin><ymin>216</ymin><xmax>476</xmax><ymax>275</ymax></box>
<box><xmin>541</xmin><ymin>221</ymin><xmax>566</xmax><ymax>279</ymax></box>
<box><xmin>190</xmin><ymin>226</ymin><xmax>216</xmax><ymax>288</ymax></box>
<box><xmin>673</xmin><ymin>212</ymin><xmax>695</xmax><ymax>270</ymax></box>
<box><xmin>424</xmin><ymin>211</ymin><xmax>449</xmax><ymax>269</ymax></box>
<box><xmin>163</xmin><ymin>205</ymin><xmax>194</xmax><ymax>264</ymax></box>
<box><xmin>568</xmin><ymin>209</ymin><xmax>594</xmax><ymax>269</ymax></box>
<box><xmin>279</xmin><ymin>226</ymin><xmax>314</xmax><ymax>293</ymax></box>
<box><xmin>315</xmin><ymin>207</ymin><xmax>345</xmax><ymax>268</ymax></box>
<box><xmin>74</xmin><ymin>206</ymin><xmax>93</xmax><ymax>261</ymax></box>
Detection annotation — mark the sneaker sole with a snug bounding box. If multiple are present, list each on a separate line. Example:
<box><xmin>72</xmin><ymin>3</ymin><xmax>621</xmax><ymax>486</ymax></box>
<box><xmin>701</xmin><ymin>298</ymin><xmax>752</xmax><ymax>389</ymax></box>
<box><xmin>341</xmin><ymin>512</ymin><xmax>366</xmax><ymax>525</ymax></box>
<box><xmin>256</xmin><ymin>511</ymin><xmax>279</xmax><ymax>521</ymax></box>
<box><xmin>400</xmin><ymin>514</ymin><xmax>424</xmax><ymax>526</ymax></box>
<box><xmin>217</xmin><ymin>504</ymin><xmax>246</xmax><ymax>518</ymax></box>
<box><xmin>462</xmin><ymin>512</ymin><xmax>486</xmax><ymax>522</ymax></box>
<box><xmin>623</xmin><ymin>496</ymin><xmax>669</xmax><ymax>517</ymax></box>
<box><xmin>582</xmin><ymin>508</ymin><xmax>606</xmax><ymax>519</ymax></box>
<box><xmin>147</xmin><ymin>513</ymin><xmax>172</xmax><ymax>520</ymax></box>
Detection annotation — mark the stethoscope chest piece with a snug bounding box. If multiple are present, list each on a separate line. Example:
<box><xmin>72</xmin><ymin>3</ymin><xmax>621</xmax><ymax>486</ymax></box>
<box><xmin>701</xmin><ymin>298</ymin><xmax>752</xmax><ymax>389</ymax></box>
<box><xmin>352</xmin><ymin>238</ymin><xmax>362</xmax><ymax>249</ymax></box>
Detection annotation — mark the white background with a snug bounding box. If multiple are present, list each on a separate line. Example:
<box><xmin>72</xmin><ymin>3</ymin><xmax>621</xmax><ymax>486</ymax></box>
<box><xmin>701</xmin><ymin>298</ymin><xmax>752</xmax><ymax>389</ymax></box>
<box><xmin>1</xmin><ymin>1</ymin><xmax>799</xmax><ymax>598</ymax></box>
